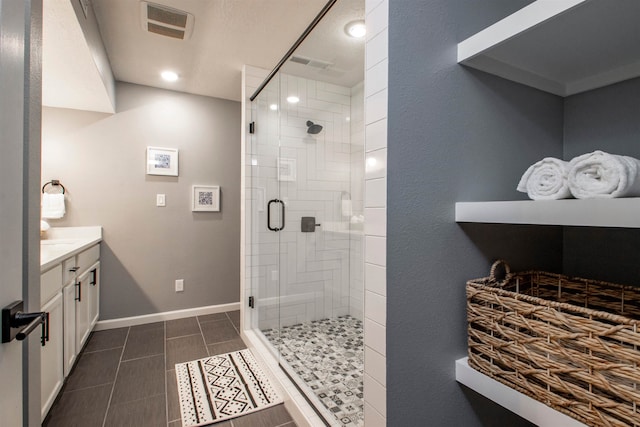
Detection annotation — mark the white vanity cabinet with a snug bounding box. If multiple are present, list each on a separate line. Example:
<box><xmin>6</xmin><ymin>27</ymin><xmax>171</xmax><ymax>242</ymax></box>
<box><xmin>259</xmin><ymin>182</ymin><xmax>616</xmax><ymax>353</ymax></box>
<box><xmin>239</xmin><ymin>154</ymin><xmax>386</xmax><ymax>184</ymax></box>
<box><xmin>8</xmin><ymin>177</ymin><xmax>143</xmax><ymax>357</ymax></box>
<box><xmin>74</xmin><ymin>269</ymin><xmax>91</xmax><ymax>352</ymax></box>
<box><xmin>62</xmin><ymin>243</ymin><xmax>100</xmax><ymax>363</ymax></box>
<box><xmin>88</xmin><ymin>262</ymin><xmax>100</xmax><ymax>329</ymax></box>
<box><xmin>62</xmin><ymin>282</ymin><xmax>77</xmax><ymax>377</ymax></box>
<box><xmin>40</xmin><ymin>281</ymin><xmax>64</xmax><ymax>420</ymax></box>
<box><xmin>40</xmin><ymin>231</ymin><xmax>101</xmax><ymax>421</ymax></box>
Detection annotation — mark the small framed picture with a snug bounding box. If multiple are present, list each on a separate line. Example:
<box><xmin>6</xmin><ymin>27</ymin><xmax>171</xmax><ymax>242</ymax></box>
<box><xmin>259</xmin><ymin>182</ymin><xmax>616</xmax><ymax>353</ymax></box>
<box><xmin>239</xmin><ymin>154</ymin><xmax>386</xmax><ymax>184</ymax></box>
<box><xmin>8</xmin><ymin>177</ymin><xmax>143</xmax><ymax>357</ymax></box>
<box><xmin>278</xmin><ymin>157</ymin><xmax>296</xmax><ymax>182</ymax></box>
<box><xmin>147</xmin><ymin>147</ymin><xmax>179</xmax><ymax>176</ymax></box>
<box><xmin>192</xmin><ymin>185</ymin><xmax>220</xmax><ymax>212</ymax></box>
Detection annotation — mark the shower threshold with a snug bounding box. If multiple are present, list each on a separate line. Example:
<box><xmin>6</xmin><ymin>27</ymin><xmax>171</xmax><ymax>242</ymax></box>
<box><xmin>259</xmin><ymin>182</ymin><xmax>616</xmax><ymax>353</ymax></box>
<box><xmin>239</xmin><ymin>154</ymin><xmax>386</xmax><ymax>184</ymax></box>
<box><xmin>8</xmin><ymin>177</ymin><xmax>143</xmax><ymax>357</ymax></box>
<box><xmin>262</xmin><ymin>316</ymin><xmax>364</xmax><ymax>427</ymax></box>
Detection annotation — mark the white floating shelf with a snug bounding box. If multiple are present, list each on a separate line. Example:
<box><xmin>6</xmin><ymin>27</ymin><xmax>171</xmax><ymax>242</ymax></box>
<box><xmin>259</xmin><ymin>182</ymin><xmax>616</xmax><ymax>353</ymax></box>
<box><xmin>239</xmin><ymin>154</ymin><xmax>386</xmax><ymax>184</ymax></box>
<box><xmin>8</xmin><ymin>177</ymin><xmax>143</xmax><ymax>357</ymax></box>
<box><xmin>456</xmin><ymin>358</ymin><xmax>586</xmax><ymax>427</ymax></box>
<box><xmin>458</xmin><ymin>0</ymin><xmax>640</xmax><ymax>97</ymax></box>
<box><xmin>455</xmin><ymin>198</ymin><xmax>640</xmax><ymax>228</ymax></box>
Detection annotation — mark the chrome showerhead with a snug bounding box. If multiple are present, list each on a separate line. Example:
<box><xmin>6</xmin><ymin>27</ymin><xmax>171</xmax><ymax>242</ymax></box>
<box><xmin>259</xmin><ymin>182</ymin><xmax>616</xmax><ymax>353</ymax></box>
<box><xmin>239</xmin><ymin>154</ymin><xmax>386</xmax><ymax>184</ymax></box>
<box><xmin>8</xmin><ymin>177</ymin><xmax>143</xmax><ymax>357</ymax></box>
<box><xmin>306</xmin><ymin>120</ymin><xmax>323</xmax><ymax>135</ymax></box>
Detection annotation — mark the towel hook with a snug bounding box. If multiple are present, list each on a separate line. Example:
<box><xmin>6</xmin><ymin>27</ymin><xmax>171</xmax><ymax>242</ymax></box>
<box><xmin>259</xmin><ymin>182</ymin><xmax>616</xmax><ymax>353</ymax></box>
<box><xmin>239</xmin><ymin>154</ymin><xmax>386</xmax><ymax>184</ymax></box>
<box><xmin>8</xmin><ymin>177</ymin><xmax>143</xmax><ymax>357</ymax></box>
<box><xmin>42</xmin><ymin>180</ymin><xmax>65</xmax><ymax>194</ymax></box>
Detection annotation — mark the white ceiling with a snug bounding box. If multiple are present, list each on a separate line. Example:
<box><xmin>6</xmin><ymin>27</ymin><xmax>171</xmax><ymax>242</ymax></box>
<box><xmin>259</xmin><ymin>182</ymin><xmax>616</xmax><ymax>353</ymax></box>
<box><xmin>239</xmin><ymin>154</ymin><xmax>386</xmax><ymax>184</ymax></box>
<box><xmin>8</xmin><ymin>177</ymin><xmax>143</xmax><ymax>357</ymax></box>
<box><xmin>91</xmin><ymin>0</ymin><xmax>362</xmax><ymax>102</ymax></box>
<box><xmin>43</xmin><ymin>0</ymin><xmax>116</xmax><ymax>113</ymax></box>
<box><xmin>280</xmin><ymin>0</ymin><xmax>365</xmax><ymax>89</ymax></box>
<box><xmin>42</xmin><ymin>0</ymin><xmax>364</xmax><ymax>108</ymax></box>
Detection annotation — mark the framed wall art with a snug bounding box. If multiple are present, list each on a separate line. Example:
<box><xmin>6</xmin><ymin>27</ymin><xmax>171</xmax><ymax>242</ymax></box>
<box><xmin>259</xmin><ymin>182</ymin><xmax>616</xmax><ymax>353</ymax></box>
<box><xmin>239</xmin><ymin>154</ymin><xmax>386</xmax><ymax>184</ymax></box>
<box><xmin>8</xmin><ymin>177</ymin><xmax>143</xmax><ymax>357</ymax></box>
<box><xmin>192</xmin><ymin>185</ymin><xmax>220</xmax><ymax>212</ymax></box>
<box><xmin>147</xmin><ymin>147</ymin><xmax>179</xmax><ymax>176</ymax></box>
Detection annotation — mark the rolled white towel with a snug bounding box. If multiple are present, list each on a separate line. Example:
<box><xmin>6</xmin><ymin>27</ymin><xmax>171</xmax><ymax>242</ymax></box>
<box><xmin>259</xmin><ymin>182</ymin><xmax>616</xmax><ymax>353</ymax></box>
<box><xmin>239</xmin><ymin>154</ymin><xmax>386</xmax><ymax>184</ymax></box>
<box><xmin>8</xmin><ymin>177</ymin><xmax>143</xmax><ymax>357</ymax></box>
<box><xmin>568</xmin><ymin>150</ymin><xmax>640</xmax><ymax>199</ymax></box>
<box><xmin>517</xmin><ymin>157</ymin><xmax>571</xmax><ymax>200</ymax></box>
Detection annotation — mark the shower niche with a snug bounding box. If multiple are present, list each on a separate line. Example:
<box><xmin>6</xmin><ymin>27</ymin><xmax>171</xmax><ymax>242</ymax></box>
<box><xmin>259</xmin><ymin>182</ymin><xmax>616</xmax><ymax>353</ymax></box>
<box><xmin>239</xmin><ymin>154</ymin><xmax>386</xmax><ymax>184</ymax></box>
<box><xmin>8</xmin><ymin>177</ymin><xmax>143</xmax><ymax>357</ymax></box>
<box><xmin>244</xmin><ymin>0</ymin><xmax>365</xmax><ymax>425</ymax></box>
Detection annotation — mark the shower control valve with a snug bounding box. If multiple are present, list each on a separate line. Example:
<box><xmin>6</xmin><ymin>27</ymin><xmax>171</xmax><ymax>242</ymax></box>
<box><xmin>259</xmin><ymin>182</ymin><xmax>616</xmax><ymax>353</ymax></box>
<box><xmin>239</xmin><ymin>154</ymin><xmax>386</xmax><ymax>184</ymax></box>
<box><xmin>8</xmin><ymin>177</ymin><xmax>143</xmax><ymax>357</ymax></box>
<box><xmin>301</xmin><ymin>217</ymin><xmax>321</xmax><ymax>232</ymax></box>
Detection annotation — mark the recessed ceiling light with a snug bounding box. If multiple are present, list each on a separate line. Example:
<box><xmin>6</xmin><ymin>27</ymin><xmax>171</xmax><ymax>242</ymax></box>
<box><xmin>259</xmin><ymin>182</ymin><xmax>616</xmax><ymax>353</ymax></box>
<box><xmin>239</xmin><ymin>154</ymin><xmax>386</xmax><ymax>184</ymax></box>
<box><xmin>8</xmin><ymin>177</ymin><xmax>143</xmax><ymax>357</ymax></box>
<box><xmin>161</xmin><ymin>70</ymin><xmax>179</xmax><ymax>82</ymax></box>
<box><xmin>269</xmin><ymin>104</ymin><xmax>278</xmax><ymax>111</ymax></box>
<box><xmin>345</xmin><ymin>20</ymin><xmax>366</xmax><ymax>38</ymax></box>
<box><xmin>286</xmin><ymin>96</ymin><xmax>300</xmax><ymax>104</ymax></box>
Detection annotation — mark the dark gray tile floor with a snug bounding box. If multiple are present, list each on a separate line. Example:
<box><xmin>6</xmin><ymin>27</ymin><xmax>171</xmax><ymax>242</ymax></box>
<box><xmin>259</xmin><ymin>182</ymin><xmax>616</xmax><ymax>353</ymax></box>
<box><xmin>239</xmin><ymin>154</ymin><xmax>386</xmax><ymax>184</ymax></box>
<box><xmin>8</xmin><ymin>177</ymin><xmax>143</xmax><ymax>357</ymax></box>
<box><xmin>43</xmin><ymin>310</ymin><xmax>296</xmax><ymax>427</ymax></box>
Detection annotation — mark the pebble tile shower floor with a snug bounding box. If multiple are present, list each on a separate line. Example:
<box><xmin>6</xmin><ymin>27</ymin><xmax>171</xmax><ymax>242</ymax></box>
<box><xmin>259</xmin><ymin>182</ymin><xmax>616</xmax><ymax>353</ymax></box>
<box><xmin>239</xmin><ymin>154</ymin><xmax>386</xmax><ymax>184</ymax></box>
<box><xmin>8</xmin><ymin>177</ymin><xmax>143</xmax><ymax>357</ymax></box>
<box><xmin>262</xmin><ymin>316</ymin><xmax>364</xmax><ymax>427</ymax></box>
<box><xmin>43</xmin><ymin>310</ymin><xmax>297</xmax><ymax>427</ymax></box>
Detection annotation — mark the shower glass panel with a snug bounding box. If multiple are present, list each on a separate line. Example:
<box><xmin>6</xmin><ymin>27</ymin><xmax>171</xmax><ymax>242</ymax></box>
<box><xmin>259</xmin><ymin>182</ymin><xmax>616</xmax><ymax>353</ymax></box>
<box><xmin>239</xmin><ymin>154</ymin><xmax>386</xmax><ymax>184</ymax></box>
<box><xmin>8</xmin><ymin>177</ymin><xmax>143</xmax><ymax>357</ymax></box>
<box><xmin>249</xmin><ymin>75</ymin><xmax>281</xmax><ymax>338</ymax></box>
<box><xmin>248</xmin><ymin>1</ymin><xmax>364</xmax><ymax>425</ymax></box>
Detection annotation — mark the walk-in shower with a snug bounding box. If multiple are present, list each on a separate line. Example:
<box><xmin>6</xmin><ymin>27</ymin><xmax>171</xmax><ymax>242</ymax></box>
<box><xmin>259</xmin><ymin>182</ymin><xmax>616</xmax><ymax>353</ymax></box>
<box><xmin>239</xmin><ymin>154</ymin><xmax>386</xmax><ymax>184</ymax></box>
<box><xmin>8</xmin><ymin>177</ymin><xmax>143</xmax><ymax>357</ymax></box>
<box><xmin>244</xmin><ymin>1</ymin><xmax>365</xmax><ymax>425</ymax></box>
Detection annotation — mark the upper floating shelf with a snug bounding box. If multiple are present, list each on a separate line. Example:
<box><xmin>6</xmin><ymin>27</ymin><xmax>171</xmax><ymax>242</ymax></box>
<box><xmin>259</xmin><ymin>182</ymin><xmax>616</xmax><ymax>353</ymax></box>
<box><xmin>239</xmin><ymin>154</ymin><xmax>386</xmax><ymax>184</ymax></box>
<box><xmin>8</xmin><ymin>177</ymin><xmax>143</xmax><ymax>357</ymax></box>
<box><xmin>455</xmin><ymin>198</ymin><xmax>640</xmax><ymax>228</ymax></box>
<box><xmin>457</xmin><ymin>0</ymin><xmax>640</xmax><ymax>97</ymax></box>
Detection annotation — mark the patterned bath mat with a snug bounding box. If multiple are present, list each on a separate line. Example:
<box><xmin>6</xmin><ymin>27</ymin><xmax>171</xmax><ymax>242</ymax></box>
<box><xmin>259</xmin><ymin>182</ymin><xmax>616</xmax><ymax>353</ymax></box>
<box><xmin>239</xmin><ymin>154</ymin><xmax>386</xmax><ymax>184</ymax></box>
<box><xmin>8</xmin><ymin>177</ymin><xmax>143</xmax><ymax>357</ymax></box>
<box><xmin>176</xmin><ymin>349</ymin><xmax>283</xmax><ymax>426</ymax></box>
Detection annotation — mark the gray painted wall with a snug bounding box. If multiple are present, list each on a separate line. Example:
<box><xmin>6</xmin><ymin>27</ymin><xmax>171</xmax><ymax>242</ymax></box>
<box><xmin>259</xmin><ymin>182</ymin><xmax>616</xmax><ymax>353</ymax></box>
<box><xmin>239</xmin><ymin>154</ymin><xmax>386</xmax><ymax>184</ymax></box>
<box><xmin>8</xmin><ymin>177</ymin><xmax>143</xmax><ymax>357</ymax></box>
<box><xmin>387</xmin><ymin>0</ymin><xmax>564</xmax><ymax>425</ymax></box>
<box><xmin>563</xmin><ymin>77</ymin><xmax>640</xmax><ymax>285</ymax></box>
<box><xmin>42</xmin><ymin>82</ymin><xmax>241</xmax><ymax>320</ymax></box>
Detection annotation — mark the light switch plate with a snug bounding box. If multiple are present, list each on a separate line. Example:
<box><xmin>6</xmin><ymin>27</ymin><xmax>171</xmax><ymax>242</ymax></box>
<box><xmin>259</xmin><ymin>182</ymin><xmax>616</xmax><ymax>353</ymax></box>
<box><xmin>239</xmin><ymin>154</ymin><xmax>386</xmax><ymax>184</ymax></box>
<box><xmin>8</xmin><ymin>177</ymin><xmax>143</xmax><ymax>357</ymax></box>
<box><xmin>175</xmin><ymin>279</ymin><xmax>184</xmax><ymax>292</ymax></box>
<box><xmin>156</xmin><ymin>194</ymin><xmax>166</xmax><ymax>207</ymax></box>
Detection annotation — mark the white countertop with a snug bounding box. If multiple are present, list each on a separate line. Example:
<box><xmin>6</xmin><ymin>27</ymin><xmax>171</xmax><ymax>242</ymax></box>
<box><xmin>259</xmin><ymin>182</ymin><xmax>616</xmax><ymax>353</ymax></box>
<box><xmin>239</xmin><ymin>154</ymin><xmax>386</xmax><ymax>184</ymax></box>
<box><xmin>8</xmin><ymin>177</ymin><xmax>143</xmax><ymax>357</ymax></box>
<box><xmin>41</xmin><ymin>226</ymin><xmax>102</xmax><ymax>272</ymax></box>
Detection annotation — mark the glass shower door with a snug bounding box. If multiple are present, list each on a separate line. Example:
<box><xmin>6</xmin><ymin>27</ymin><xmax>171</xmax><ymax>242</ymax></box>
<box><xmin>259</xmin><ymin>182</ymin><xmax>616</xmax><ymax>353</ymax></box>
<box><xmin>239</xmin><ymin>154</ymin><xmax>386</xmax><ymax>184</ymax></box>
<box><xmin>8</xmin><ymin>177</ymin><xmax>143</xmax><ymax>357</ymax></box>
<box><xmin>269</xmin><ymin>70</ymin><xmax>363</xmax><ymax>426</ymax></box>
<box><xmin>249</xmin><ymin>75</ymin><xmax>282</xmax><ymax>348</ymax></box>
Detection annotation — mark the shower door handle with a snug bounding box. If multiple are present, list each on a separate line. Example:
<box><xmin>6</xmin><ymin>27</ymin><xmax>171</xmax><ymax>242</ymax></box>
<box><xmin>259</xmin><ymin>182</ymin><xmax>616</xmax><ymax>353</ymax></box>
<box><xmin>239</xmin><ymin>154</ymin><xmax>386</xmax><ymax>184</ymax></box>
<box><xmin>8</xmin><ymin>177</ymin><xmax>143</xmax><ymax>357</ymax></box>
<box><xmin>278</xmin><ymin>200</ymin><xmax>285</xmax><ymax>231</ymax></box>
<box><xmin>267</xmin><ymin>199</ymin><xmax>277</xmax><ymax>231</ymax></box>
<box><xmin>267</xmin><ymin>199</ymin><xmax>285</xmax><ymax>232</ymax></box>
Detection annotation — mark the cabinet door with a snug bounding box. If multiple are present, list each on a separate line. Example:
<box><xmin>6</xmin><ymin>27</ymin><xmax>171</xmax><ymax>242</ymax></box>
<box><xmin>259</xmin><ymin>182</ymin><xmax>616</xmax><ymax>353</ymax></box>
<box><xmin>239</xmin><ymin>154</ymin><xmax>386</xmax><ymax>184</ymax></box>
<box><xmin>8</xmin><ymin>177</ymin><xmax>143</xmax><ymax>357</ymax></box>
<box><xmin>88</xmin><ymin>262</ymin><xmax>100</xmax><ymax>328</ymax></box>
<box><xmin>75</xmin><ymin>271</ymin><xmax>91</xmax><ymax>352</ymax></box>
<box><xmin>41</xmin><ymin>292</ymin><xmax>64</xmax><ymax>421</ymax></box>
<box><xmin>62</xmin><ymin>284</ymin><xmax>76</xmax><ymax>377</ymax></box>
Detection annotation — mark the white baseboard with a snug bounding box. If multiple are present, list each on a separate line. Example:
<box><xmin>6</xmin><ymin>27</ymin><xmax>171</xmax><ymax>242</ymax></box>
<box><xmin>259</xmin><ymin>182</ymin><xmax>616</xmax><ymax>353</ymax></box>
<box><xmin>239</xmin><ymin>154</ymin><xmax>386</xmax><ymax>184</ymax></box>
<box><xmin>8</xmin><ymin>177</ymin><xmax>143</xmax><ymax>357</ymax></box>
<box><xmin>94</xmin><ymin>302</ymin><xmax>240</xmax><ymax>331</ymax></box>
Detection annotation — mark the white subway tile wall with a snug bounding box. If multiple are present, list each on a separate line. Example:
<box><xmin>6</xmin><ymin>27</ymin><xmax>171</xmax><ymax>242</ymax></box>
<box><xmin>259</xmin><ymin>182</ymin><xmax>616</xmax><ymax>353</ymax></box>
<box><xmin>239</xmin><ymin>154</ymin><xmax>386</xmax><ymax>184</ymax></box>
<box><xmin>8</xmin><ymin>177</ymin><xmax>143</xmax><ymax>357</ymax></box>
<box><xmin>365</xmin><ymin>263</ymin><xmax>386</xmax><ymax>296</ymax></box>
<box><xmin>364</xmin><ymin>373</ymin><xmax>387</xmax><ymax>417</ymax></box>
<box><xmin>365</xmin><ymin>236</ymin><xmax>386</xmax><ymax>267</ymax></box>
<box><xmin>366</xmin><ymin>59</ymin><xmax>389</xmax><ymax>98</ymax></box>
<box><xmin>364</xmin><ymin>208</ymin><xmax>386</xmax><ymax>236</ymax></box>
<box><xmin>365</xmin><ymin>119</ymin><xmax>388</xmax><ymax>152</ymax></box>
<box><xmin>366</xmin><ymin>29</ymin><xmax>388</xmax><ymax>70</ymax></box>
<box><xmin>364</xmin><ymin>402</ymin><xmax>387</xmax><ymax>427</ymax></box>
<box><xmin>365</xmin><ymin>148</ymin><xmax>387</xmax><ymax>179</ymax></box>
<box><xmin>365</xmin><ymin>345</ymin><xmax>387</xmax><ymax>386</ymax></box>
<box><xmin>365</xmin><ymin>178</ymin><xmax>386</xmax><ymax>207</ymax></box>
<box><xmin>350</xmin><ymin>82</ymin><xmax>365</xmax><ymax>321</ymax></box>
<box><xmin>364</xmin><ymin>0</ymin><xmax>388</xmax><ymax>424</ymax></box>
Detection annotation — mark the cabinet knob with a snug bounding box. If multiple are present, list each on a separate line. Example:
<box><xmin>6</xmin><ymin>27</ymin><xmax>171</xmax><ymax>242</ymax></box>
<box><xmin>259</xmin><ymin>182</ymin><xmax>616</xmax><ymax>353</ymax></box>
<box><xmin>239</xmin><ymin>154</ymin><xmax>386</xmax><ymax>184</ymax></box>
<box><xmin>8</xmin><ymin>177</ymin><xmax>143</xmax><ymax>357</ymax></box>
<box><xmin>69</xmin><ymin>266</ymin><xmax>79</xmax><ymax>272</ymax></box>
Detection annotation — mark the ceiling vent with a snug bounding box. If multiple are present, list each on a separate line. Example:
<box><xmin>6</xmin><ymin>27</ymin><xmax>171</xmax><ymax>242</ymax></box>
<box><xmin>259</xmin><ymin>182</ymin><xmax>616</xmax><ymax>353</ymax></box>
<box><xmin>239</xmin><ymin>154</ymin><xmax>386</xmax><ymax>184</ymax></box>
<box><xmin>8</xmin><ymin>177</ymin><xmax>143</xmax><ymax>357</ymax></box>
<box><xmin>289</xmin><ymin>55</ymin><xmax>334</xmax><ymax>70</ymax></box>
<box><xmin>140</xmin><ymin>2</ymin><xmax>194</xmax><ymax>40</ymax></box>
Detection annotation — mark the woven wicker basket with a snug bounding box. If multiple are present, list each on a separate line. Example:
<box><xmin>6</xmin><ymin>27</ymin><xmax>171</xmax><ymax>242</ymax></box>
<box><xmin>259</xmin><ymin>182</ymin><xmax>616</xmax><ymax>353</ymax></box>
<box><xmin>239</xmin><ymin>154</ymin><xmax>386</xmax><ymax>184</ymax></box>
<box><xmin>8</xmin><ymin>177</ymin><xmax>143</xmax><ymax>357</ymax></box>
<box><xmin>467</xmin><ymin>260</ymin><xmax>640</xmax><ymax>427</ymax></box>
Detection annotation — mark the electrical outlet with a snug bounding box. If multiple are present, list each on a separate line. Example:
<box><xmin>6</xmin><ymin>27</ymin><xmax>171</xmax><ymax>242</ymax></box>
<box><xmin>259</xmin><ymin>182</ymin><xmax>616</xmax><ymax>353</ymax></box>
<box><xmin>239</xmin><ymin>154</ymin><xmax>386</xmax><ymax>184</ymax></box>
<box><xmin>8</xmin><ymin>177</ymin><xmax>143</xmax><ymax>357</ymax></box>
<box><xmin>156</xmin><ymin>194</ymin><xmax>166</xmax><ymax>207</ymax></box>
<box><xmin>175</xmin><ymin>279</ymin><xmax>184</xmax><ymax>292</ymax></box>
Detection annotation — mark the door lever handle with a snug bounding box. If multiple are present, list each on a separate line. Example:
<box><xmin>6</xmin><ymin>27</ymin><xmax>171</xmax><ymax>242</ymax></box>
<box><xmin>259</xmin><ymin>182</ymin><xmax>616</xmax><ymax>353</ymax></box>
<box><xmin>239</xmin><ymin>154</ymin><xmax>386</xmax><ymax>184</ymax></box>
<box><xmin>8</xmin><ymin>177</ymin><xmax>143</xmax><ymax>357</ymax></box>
<box><xmin>2</xmin><ymin>301</ymin><xmax>49</xmax><ymax>346</ymax></box>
